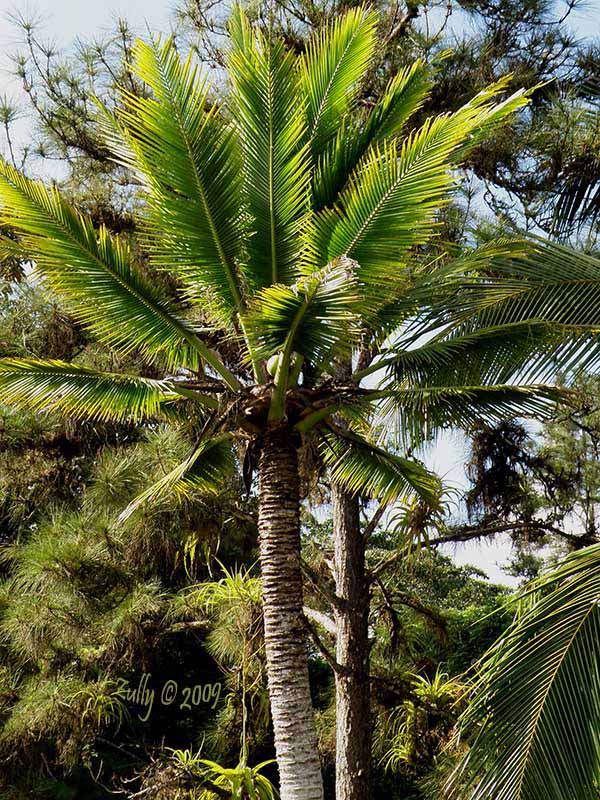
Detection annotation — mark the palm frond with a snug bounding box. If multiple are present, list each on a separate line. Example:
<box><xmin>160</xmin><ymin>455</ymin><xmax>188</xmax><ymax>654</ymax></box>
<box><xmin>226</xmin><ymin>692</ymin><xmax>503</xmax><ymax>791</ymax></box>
<box><xmin>370</xmin><ymin>322</ymin><xmax>563</xmax><ymax>388</ymax></box>
<box><xmin>436</xmin><ymin>238</ymin><xmax>600</xmax><ymax>379</ymax></box>
<box><xmin>0</xmin><ymin>160</ymin><xmax>207</xmax><ymax>371</ymax></box>
<box><xmin>366</xmin><ymin>238</ymin><xmax>532</xmax><ymax>345</ymax></box>
<box><xmin>554</xmin><ymin>171</ymin><xmax>600</xmax><ymax>236</ymax></box>
<box><xmin>449</xmin><ymin>75</ymin><xmax>533</xmax><ymax>162</ymax></box>
<box><xmin>446</xmin><ymin>237</ymin><xmax>600</xmax><ymax>329</ymax></box>
<box><xmin>119</xmin><ymin>433</ymin><xmax>235</xmax><ymax>521</ymax></box>
<box><xmin>553</xmin><ymin>167</ymin><xmax>600</xmax><ymax>236</ymax></box>
<box><xmin>248</xmin><ymin>259</ymin><xmax>362</xmax><ymax>419</ymax></box>
<box><xmin>311</xmin><ymin>83</ymin><xmax>530</xmax><ymax>307</ymax></box>
<box><xmin>104</xmin><ymin>38</ymin><xmax>245</xmax><ymax>324</ymax></box>
<box><xmin>0</xmin><ymin>358</ymin><xmax>176</xmax><ymax>422</ymax></box>
<box><xmin>377</xmin><ymin>384</ymin><xmax>562</xmax><ymax>448</ymax></box>
<box><xmin>551</xmin><ymin>92</ymin><xmax>600</xmax><ymax>236</ymax></box>
<box><xmin>319</xmin><ymin>426</ymin><xmax>440</xmax><ymax>505</ymax></box>
<box><xmin>247</xmin><ymin>258</ymin><xmax>361</xmax><ymax>367</ymax></box>
<box><xmin>450</xmin><ymin>543</ymin><xmax>600</xmax><ymax>800</ymax></box>
<box><xmin>293</xmin><ymin>390</ymin><xmax>382</xmax><ymax>433</ymax></box>
<box><xmin>366</xmin><ymin>60</ymin><xmax>433</xmax><ymax>144</ymax></box>
<box><xmin>300</xmin><ymin>5</ymin><xmax>377</xmax><ymax>154</ymax></box>
<box><xmin>227</xmin><ymin>8</ymin><xmax>311</xmax><ymax>287</ymax></box>
<box><xmin>312</xmin><ymin>117</ymin><xmax>370</xmax><ymax>212</ymax></box>
<box><xmin>312</xmin><ymin>60</ymin><xmax>432</xmax><ymax>211</ymax></box>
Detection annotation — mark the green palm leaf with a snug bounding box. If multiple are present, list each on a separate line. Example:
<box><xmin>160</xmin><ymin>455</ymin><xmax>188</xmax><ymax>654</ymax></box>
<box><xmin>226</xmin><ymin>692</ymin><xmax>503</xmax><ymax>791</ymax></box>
<box><xmin>248</xmin><ymin>259</ymin><xmax>362</xmax><ymax>420</ymax></box>
<box><xmin>378</xmin><ymin>384</ymin><xmax>561</xmax><ymax>448</ymax></box>
<box><xmin>248</xmin><ymin>259</ymin><xmax>361</xmax><ymax>367</ymax></box>
<box><xmin>312</xmin><ymin>83</ymin><xmax>529</xmax><ymax>307</ymax></box>
<box><xmin>227</xmin><ymin>8</ymin><xmax>311</xmax><ymax>287</ymax></box>
<box><xmin>367</xmin><ymin>322</ymin><xmax>562</xmax><ymax>387</ymax></box>
<box><xmin>0</xmin><ymin>358</ymin><xmax>177</xmax><ymax>422</ymax></box>
<box><xmin>319</xmin><ymin>426</ymin><xmax>440</xmax><ymax>505</ymax></box>
<box><xmin>119</xmin><ymin>434</ymin><xmax>235</xmax><ymax>521</ymax></box>
<box><xmin>450</xmin><ymin>543</ymin><xmax>600</xmax><ymax>800</ymax></box>
<box><xmin>554</xmin><ymin>169</ymin><xmax>600</xmax><ymax>235</ymax></box>
<box><xmin>311</xmin><ymin>117</ymin><xmax>372</xmax><ymax>212</ymax></box>
<box><xmin>300</xmin><ymin>5</ymin><xmax>377</xmax><ymax>155</ymax></box>
<box><xmin>366</xmin><ymin>59</ymin><xmax>434</xmax><ymax>144</ymax></box>
<box><xmin>312</xmin><ymin>128</ymin><xmax>455</xmax><ymax>284</ymax></box>
<box><xmin>551</xmin><ymin>100</ymin><xmax>600</xmax><ymax>235</ymax></box>
<box><xmin>105</xmin><ymin>38</ymin><xmax>245</xmax><ymax>324</ymax></box>
<box><xmin>367</xmin><ymin>238</ymin><xmax>532</xmax><ymax>344</ymax></box>
<box><xmin>0</xmin><ymin>160</ymin><xmax>211</xmax><ymax>372</ymax></box>
<box><xmin>435</xmin><ymin>238</ymin><xmax>600</xmax><ymax>379</ymax></box>
<box><xmin>312</xmin><ymin>60</ymin><xmax>433</xmax><ymax>211</ymax></box>
<box><xmin>449</xmin><ymin>75</ymin><xmax>534</xmax><ymax>162</ymax></box>
<box><xmin>446</xmin><ymin>237</ymin><xmax>600</xmax><ymax>329</ymax></box>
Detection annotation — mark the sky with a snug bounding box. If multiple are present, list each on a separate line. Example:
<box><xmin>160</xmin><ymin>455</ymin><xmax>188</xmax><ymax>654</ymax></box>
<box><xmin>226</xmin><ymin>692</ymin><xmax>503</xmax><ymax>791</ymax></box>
<box><xmin>0</xmin><ymin>0</ymin><xmax>172</xmax><ymax>47</ymax></box>
<box><xmin>0</xmin><ymin>0</ymin><xmax>599</xmax><ymax>584</ymax></box>
<box><xmin>1</xmin><ymin>0</ymin><xmax>598</xmax><ymax>57</ymax></box>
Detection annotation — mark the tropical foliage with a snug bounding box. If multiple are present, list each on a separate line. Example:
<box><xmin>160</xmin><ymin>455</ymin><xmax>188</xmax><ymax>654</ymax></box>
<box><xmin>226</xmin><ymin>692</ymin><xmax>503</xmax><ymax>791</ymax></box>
<box><xmin>0</xmin><ymin>6</ymin><xmax>560</xmax><ymax>795</ymax></box>
<box><xmin>1</xmin><ymin>1</ymin><xmax>600</xmax><ymax>799</ymax></box>
<box><xmin>449</xmin><ymin>544</ymin><xmax>600</xmax><ymax>800</ymax></box>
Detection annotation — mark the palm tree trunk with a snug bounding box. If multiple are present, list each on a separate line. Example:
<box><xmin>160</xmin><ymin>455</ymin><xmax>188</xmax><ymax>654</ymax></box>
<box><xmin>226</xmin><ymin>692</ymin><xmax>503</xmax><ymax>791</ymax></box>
<box><xmin>332</xmin><ymin>484</ymin><xmax>373</xmax><ymax>800</ymax></box>
<box><xmin>258</xmin><ymin>424</ymin><xmax>323</xmax><ymax>800</ymax></box>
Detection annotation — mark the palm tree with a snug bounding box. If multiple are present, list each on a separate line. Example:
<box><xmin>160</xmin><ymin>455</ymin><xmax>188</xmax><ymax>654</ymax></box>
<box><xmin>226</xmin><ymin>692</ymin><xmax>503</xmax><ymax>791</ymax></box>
<box><xmin>0</xmin><ymin>7</ymin><xmax>549</xmax><ymax>798</ymax></box>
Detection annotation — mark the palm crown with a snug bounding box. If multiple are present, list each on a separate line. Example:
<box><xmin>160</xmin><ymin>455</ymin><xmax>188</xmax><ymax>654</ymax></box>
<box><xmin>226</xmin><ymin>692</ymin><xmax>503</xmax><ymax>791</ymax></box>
<box><xmin>0</xmin><ymin>7</ymin><xmax>556</xmax><ymax>798</ymax></box>
<box><xmin>0</xmin><ymin>9</ymin><xmax>548</xmax><ymax>489</ymax></box>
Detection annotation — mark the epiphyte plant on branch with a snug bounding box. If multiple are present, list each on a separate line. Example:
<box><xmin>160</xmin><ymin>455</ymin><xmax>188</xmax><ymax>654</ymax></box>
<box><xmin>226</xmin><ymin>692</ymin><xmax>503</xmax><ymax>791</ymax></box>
<box><xmin>0</xmin><ymin>6</ymin><xmax>558</xmax><ymax>799</ymax></box>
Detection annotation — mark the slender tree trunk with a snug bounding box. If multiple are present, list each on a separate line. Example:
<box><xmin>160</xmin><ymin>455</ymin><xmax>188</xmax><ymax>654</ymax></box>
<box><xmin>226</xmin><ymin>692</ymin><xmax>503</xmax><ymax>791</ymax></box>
<box><xmin>258</xmin><ymin>424</ymin><xmax>323</xmax><ymax>800</ymax></box>
<box><xmin>332</xmin><ymin>484</ymin><xmax>373</xmax><ymax>800</ymax></box>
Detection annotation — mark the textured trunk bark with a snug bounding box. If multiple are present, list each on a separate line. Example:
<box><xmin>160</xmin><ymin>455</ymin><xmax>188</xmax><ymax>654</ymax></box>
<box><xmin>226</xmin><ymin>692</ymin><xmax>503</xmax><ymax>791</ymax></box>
<box><xmin>332</xmin><ymin>484</ymin><xmax>373</xmax><ymax>800</ymax></box>
<box><xmin>258</xmin><ymin>425</ymin><xmax>324</xmax><ymax>800</ymax></box>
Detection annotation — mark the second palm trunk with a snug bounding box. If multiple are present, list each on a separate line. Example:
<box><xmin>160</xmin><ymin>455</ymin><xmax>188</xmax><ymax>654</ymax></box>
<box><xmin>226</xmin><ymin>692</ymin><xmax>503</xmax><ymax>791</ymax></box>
<box><xmin>332</xmin><ymin>485</ymin><xmax>373</xmax><ymax>800</ymax></box>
